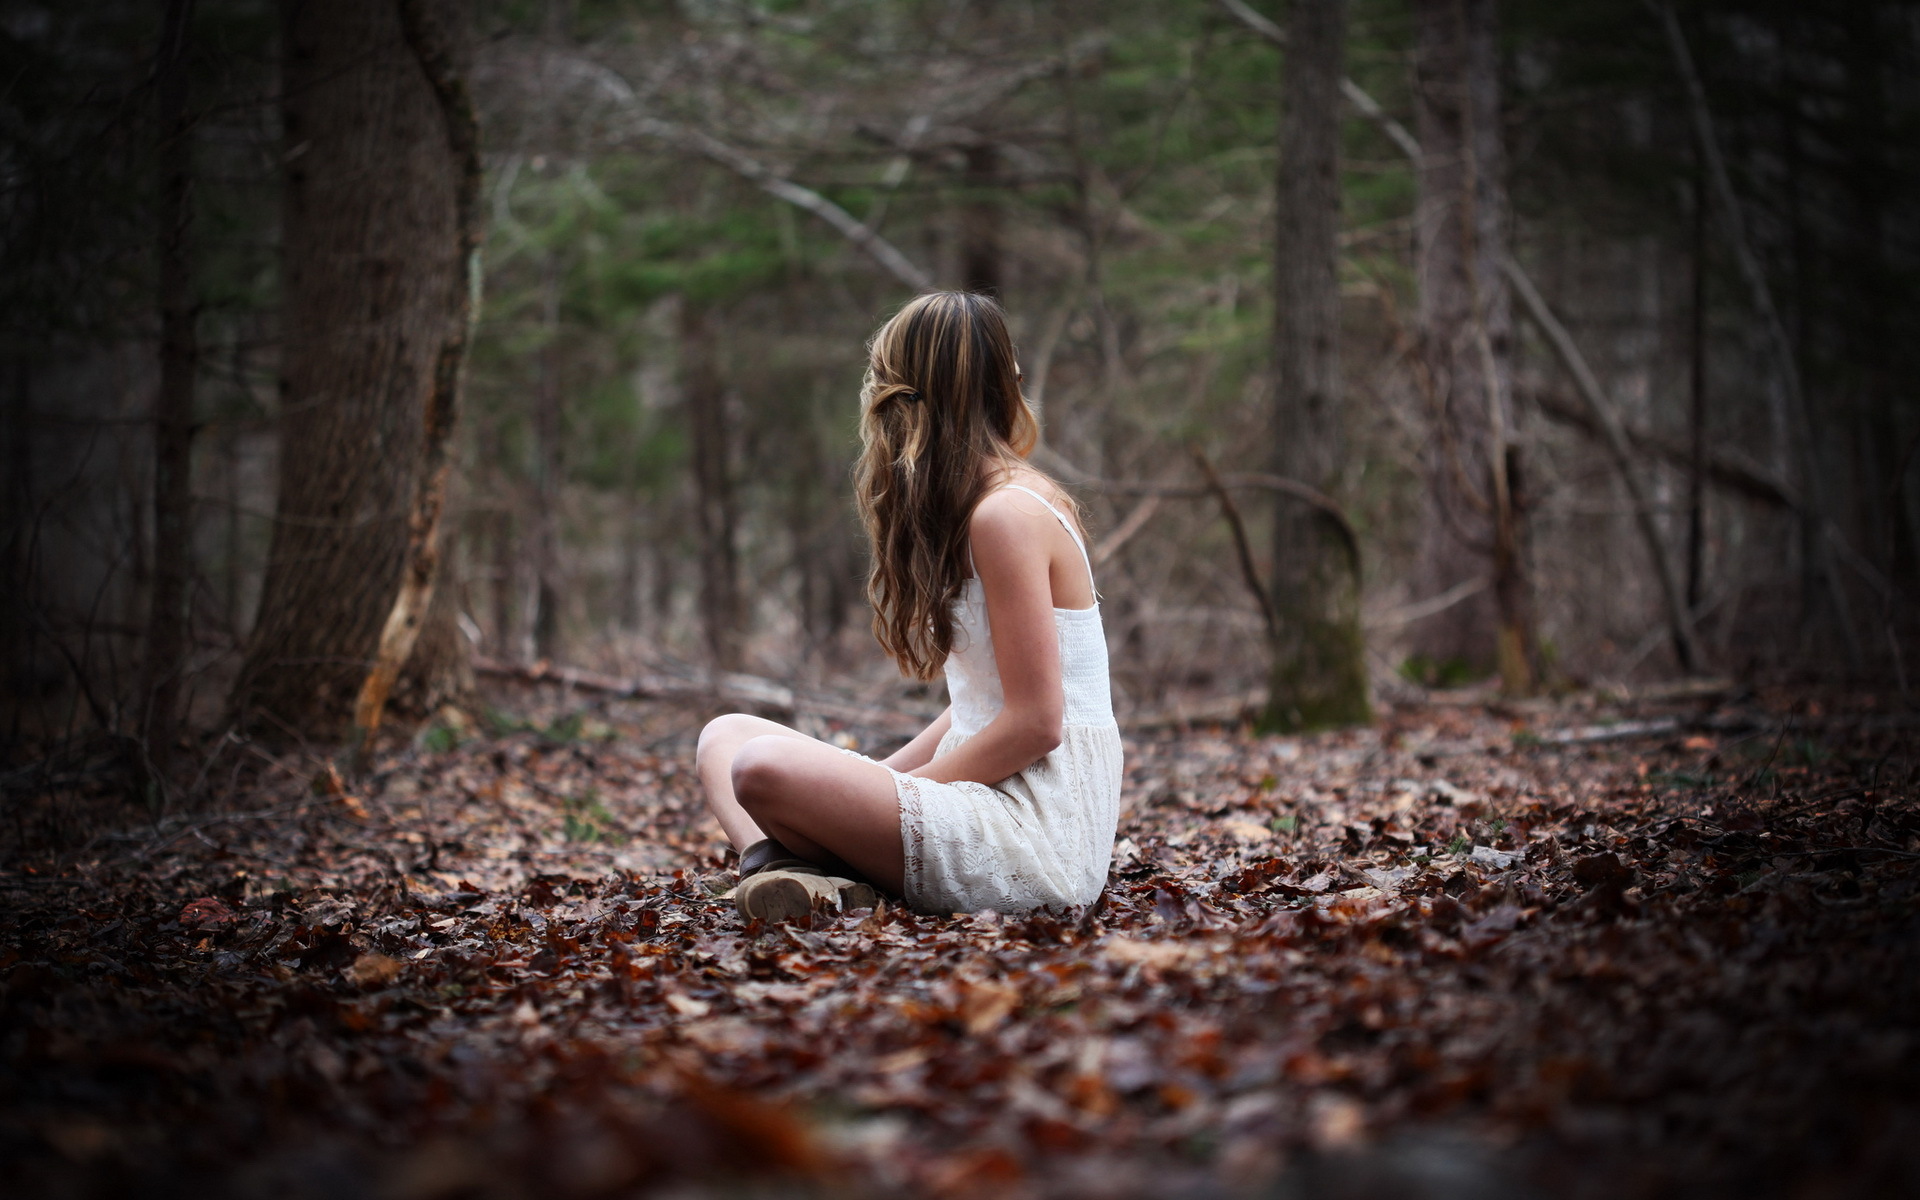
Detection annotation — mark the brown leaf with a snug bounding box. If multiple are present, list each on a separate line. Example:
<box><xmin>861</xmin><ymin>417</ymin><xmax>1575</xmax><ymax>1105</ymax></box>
<box><xmin>344</xmin><ymin>951</ymin><xmax>403</xmax><ymax>988</ymax></box>
<box><xmin>1573</xmin><ymin>853</ymin><xmax>1633</xmax><ymax>889</ymax></box>
<box><xmin>955</xmin><ymin>979</ymin><xmax>1020</xmax><ymax>1035</ymax></box>
<box><xmin>680</xmin><ymin>1075</ymin><xmax>831</xmax><ymax>1176</ymax></box>
<box><xmin>1102</xmin><ymin>936</ymin><xmax>1192</xmax><ymax>970</ymax></box>
<box><xmin>313</xmin><ymin>762</ymin><xmax>345</xmax><ymax>797</ymax></box>
<box><xmin>178</xmin><ymin>897</ymin><xmax>237</xmax><ymax>929</ymax></box>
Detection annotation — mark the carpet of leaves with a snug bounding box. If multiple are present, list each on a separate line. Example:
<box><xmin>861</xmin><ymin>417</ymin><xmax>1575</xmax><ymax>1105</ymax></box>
<box><xmin>4</xmin><ymin>689</ymin><xmax>1919</xmax><ymax>1199</ymax></box>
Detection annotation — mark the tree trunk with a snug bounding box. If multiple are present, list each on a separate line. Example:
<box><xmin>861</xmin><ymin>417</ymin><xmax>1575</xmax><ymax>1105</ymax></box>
<box><xmin>960</xmin><ymin>142</ymin><xmax>1003</xmax><ymax>296</ymax></box>
<box><xmin>1408</xmin><ymin>0</ymin><xmax>1536</xmax><ymax>692</ymax></box>
<box><xmin>1265</xmin><ymin>0</ymin><xmax>1368</xmax><ymax>732</ymax></box>
<box><xmin>142</xmin><ymin>0</ymin><xmax>196</xmax><ymax>772</ymax></box>
<box><xmin>350</xmin><ymin>0</ymin><xmax>481</xmax><ymax>759</ymax></box>
<box><xmin>231</xmin><ymin>0</ymin><xmax>459</xmax><ymax>737</ymax></box>
<box><xmin>3</xmin><ymin>361</ymin><xmax>34</xmax><ymax>714</ymax></box>
<box><xmin>531</xmin><ymin>254</ymin><xmax>563</xmax><ymax>661</ymax></box>
<box><xmin>682</xmin><ymin>299</ymin><xmax>741</xmax><ymax>671</ymax></box>
<box><xmin>1687</xmin><ymin>160</ymin><xmax>1708</xmax><ymax>613</ymax></box>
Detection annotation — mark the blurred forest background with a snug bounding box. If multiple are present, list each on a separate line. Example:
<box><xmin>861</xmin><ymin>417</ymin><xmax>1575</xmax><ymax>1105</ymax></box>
<box><xmin>5</xmin><ymin>0</ymin><xmax>1918</xmax><ymax>776</ymax></box>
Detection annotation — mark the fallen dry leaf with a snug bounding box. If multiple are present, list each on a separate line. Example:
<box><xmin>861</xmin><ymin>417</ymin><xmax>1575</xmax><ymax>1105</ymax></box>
<box><xmin>345</xmin><ymin>951</ymin><xmax>403</xmax><ymax>988</ymax></box>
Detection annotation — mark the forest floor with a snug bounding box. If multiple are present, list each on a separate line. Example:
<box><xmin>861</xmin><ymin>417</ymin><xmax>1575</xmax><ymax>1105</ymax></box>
<box><xmin>3</xmin><ymin>684</ymin><xmax>1918</xmax><ymax>1199</ymax></box>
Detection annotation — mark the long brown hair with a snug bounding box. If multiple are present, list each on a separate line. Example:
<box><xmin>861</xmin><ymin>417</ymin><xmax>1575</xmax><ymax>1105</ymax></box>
<box><xmin>854</xmin><ymin>291</ymin><xmax>1051</xmax><ymax>680</ymax></box>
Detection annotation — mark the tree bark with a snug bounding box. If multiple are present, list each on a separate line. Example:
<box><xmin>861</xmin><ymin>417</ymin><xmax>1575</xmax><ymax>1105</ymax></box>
<box><xmin>1687</xmin><ymin>158</ymin><xmax>1708</xmax><ymax>612</ymax></box>
<box><xmin>1655</xmin><ymin>3</ymin><xmax>1859</xmax><ymax>669</ymax></box>
<box><xmin>350</xmin><ymin>0</ymin><xmax>481</xmax><ymax>760</ymax></box>
<box><xmin>1408</xmin><ymin>0</ymin><xmax>1536</xmax><ymax>692</ymax></box>
<box><xmin>682</xmin><ymin>299</ymin><xmax>742</xmax><ymax>671</ymax></box>
<box><xmin>142</xmin><ymin>0</ymin><xmax>196</xmax><ymax>773</ymax></box>
<box><xmin>232</xmin><ymin>0</ymin><xmax>460</xmax><ymax>737</ymax></box>
<box><xmin>960</xmin><ymin>141</ymin><xmax>1003</xmax><ymax>296</ymax></box>
<box><xmin>530</xmin><ymin>255</ymin><xmax>564</xmax><ymax>661</ymax></box>
<box><xmin>1265</xmin><ymin>0</ymin><xmax>1368</xmax><ymax>732</ymax></box>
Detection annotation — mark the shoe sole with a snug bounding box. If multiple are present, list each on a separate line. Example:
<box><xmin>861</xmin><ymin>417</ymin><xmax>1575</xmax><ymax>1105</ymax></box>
<box><xmin>834</xmin><ymin>879</ymin><xmax>880</xmax><ymax>911</ymax></box>
<box><xmin>736</xmin><ymin>871</ymin><xmax>838</xmax><ymax>923</ymax></box>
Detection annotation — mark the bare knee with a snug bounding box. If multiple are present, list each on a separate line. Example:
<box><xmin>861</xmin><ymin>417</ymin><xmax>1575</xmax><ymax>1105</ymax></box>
<box><xmin>730</xmin><ymin>734</ymin><xmax>794</xmax><ymax>816</ymax></box>
<box><xmin>695</xmin><ymin>713</ymin><xmax>758</xmax><ymax>777</ymax></box>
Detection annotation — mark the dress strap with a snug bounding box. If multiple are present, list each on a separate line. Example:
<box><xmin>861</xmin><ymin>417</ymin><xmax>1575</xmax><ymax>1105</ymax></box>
<box><xmin>1002</xmin><ymin>484</ymin><xmax>1097</xmax><ymax>593</ymax></box>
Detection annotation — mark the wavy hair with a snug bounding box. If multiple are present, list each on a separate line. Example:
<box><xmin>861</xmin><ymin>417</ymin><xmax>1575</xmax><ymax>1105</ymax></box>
<box><xmin>854</xmin><ymin>291</ymin><xmax>1055</xmax><ymax>680</ymax></box>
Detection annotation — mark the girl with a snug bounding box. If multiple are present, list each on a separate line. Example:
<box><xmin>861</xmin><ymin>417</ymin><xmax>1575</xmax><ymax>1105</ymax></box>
<box><xmin>694</xmin><ymin>291</ymin><xmax>1123</xmax><ymax>919</ymax></box>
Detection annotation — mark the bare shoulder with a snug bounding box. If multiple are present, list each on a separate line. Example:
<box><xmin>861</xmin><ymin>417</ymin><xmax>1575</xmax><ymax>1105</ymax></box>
<box><xmin>973</xmin><ymin>470</ymin><xmax>1080</xmax><ymax>528</ymax></box>
<box><xmin>969</xmin><ymin>487</ymin><xmax>1054</xmax><ymax>548</ymax></box>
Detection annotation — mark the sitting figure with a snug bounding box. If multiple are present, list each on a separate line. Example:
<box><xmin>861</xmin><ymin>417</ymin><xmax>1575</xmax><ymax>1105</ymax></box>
<box><xmin>694</xmin><ymin>290</ymin><xmax>1123</xmax><ymax>920</ymax></box>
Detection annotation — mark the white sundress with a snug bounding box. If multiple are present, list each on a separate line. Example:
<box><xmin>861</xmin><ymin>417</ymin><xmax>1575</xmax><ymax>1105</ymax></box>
<box><xmin>865</xmin><ymin>485</ymin><xmax>1124</xmax><ymax>915</ymax></box>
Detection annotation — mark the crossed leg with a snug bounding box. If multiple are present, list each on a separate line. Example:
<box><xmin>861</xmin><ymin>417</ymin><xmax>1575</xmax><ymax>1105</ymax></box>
<box><xmin>693</xmin><ymin>713</ymin><xmax>907</xmax><ymax>896</ymax></box>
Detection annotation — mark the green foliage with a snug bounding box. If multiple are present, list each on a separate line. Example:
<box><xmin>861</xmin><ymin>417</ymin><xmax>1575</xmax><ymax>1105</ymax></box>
<box><xmin>1647</xmin><ymin>769</ymin><xmax>1715</xmax><ymax>792</ymax></box>
<box><xmin>1400</xmin><ymin>655</ymin><xmax>1486</xmax><ymax>689</ymax></box>
<box><xmin>560</xmin><ymin>790</ymin><xmax>622</xmax><ymax>844</ymax></box>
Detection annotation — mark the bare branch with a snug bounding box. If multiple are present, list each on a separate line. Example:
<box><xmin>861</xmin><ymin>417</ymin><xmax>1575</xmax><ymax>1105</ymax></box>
<box><xmin>1217</xmin><ymin>0</ymin><xmax>1422</xmax><ymax>162</ymax></box>
<box><xmin>1087</xmin><ymin>471</ymin><xmax>1360</xmax><ymax>574</ymax></box>
<box><xmin>1533</xmin><ymin>392</ymin><xmax>1798</xmax><ymax>512</ymax></box>
<box><xmin>661</xmin><ymin>121</ymin><xmax>935</xmax><ymax>292</ymax></box>
<box><xmin>1503</xmin><ymin>255</ymin><xmax>1700</xmax><ymax>673</ymax></box>
<box><xmin>1192</xmin><ymin>447</ymin><xmax>1280</xmax><ymax>645</ymax></box>
<box><xmin>1369</xmin><ymin>575</ymin><xmax>1489</xmax><ymax>631</ymax></box>
<box><xmin>1092</xmin><ymin>494</ymin><xmax>1161</xmax><ymax>567</ymax></box>
<box><xmin>564</xmin><ymin>55</ymin><xmax>934</xmax><ymax>291</ymax></box>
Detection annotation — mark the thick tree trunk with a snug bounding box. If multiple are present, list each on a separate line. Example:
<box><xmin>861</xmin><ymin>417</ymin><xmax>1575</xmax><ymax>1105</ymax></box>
<box><xmin>682</xmin><ymin>299</ymin><xmax>741</xmax><ymax>671</ymax></box>
<box><xmin>231</xmin><ymin>0</ymin><xmax>459</xmax><ymax>737</ymax></box>
<box><xmin>142</xmin><ymin>0</ymin><xmax>196</xmax><ymax>772</ymax></box>
<box><xmin>1265</xmin><ymin>0</ymin><xmax>1368</xmax><ymax>732</ymax></box>
<box><xmin>1408</xmin><ymin>0</ymin><xmax>1536</xmax><ymax>691</ymax></box>
<box><xmin>350</xmin><ymin>0</ymin><xmax>481</xmax><ymax>758</ymax></box>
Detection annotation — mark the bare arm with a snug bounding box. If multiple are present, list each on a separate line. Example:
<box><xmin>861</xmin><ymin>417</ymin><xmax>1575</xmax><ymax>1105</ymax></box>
<box><xmin>911</xmin><ymin>492</ymin><xmax>1065</xmax><ymax>786</ymax></box>
<box><xmin>881</xmin><ymin>706</ymin><xmax>952</xmax><ymax>772</ymax></box>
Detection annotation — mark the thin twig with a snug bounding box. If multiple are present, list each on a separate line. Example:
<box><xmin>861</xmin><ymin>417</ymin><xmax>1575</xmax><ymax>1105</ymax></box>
<box><xmin>1191</xmin><ymin>447</ymin><xmax>1279</xmax><ymax>644</ymax></box>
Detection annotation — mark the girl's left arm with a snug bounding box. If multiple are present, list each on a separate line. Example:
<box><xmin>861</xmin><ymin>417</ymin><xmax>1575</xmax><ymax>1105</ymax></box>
<box><xmin>910</xmin><ymin>496</ymin><xmax>1063</xmax><ymax>786</ymax></box>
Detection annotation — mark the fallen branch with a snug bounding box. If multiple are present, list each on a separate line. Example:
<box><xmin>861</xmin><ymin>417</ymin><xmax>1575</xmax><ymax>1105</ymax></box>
<box><xmin>1536</xmin><ymin>718</ymin><xmax>1683</xmax><ymax>746</ymax></box>
<box><xmin>472</xmin><ymin>657</ymin><xmax>930</xmax><ymax>735</ymax></box>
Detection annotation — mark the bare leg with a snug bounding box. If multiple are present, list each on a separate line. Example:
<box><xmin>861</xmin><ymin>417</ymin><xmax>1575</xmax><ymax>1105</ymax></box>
<box><xmin>693</xmin><ymin>713</ymin><xmax>905</xmax><ymax>895</ymax></box>
<box><xmin>731</xmin><ymin>734</ymin><xmax>905</xmax><ymax>895</ymax></box>
<box><xmin>694</xmin><ymin>713</ymin><xmax>812</xmax><ymax>849</ymax></box>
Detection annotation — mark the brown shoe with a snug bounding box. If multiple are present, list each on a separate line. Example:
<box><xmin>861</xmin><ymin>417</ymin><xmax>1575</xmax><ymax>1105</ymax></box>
<box><xmin>735</xmin><ymin>869</ymin><xmax>840</xmax><ymax>923</ymax></box>
<box><xmin>734</xmin><ymin>870</ymin><xmax>881</xmax><ymax>923</ymax></box>
<box><xmin>833</xmin><ymin>877</ymin><xmax>880</xmax><ymax>912</ymax></box>
<box><xmin>737</xmin><ymin>837</ymin><xmax>817</xmax><ymax>880</ymax></box>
